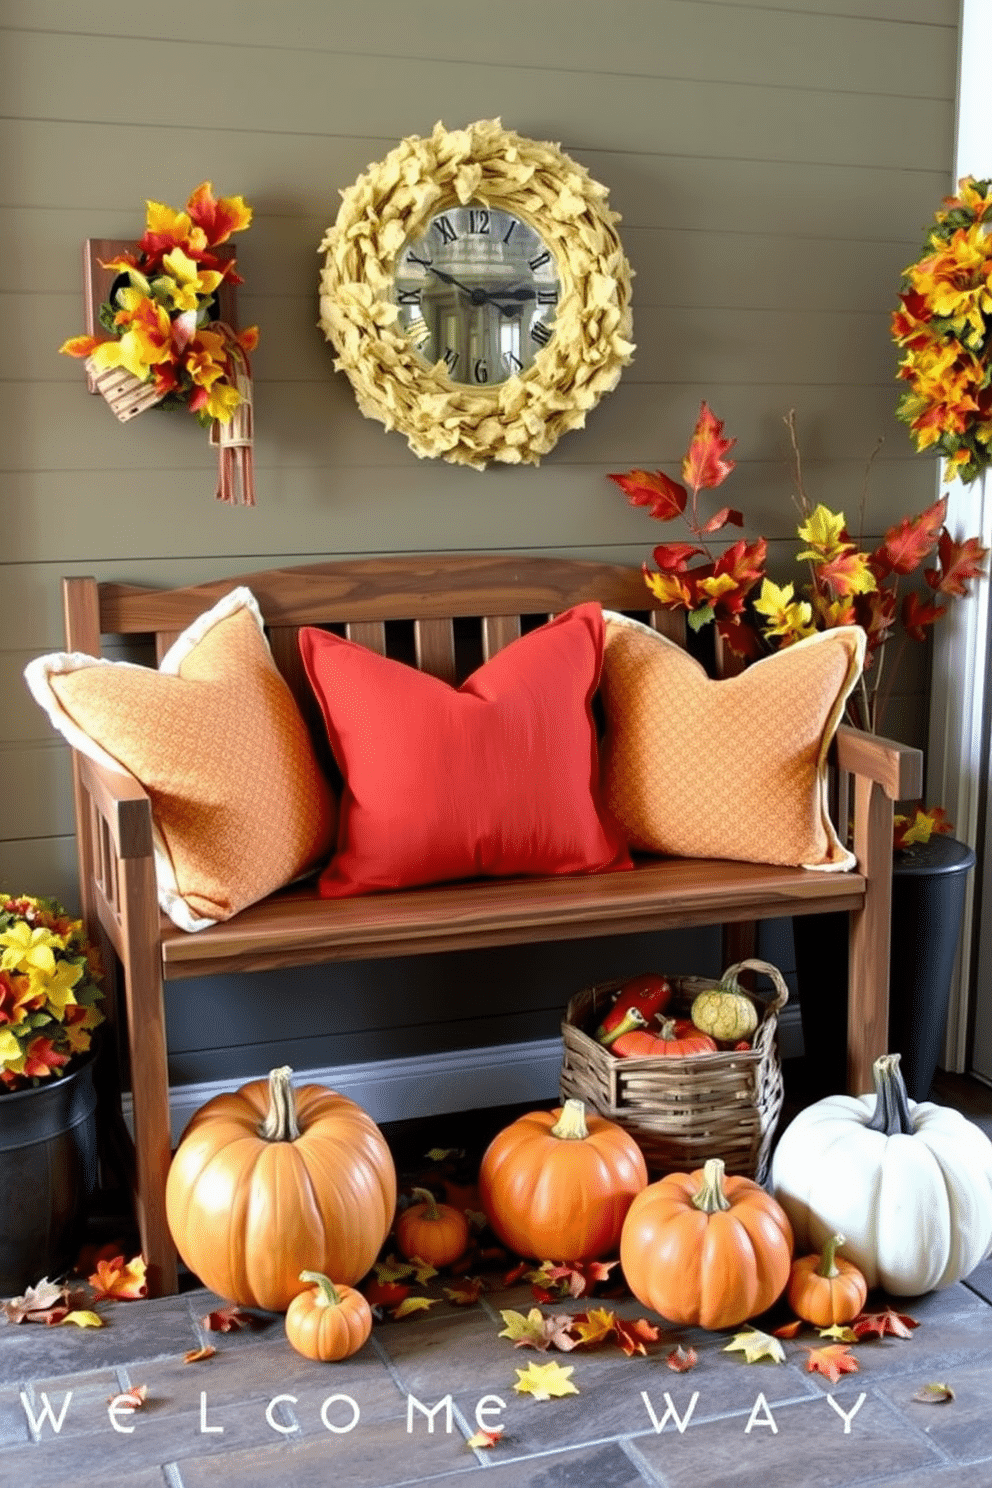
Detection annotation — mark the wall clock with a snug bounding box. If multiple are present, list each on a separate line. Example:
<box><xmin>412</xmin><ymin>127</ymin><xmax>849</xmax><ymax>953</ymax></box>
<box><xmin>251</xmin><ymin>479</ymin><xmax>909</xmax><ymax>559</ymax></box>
<box><xmin>318</xmin><ymin>118</ymin><xmax>634</xmax><ymax>469</ymax></box>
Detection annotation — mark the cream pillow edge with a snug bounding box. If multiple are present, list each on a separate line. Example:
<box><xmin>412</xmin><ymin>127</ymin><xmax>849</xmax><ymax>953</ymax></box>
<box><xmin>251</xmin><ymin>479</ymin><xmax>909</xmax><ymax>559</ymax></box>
<box><xmin>23</xmin><ymin>586</ymin><xmax>268</xmax><ymax>934</ymax></box>
<box><xmin>600</xmin><ymin>610</ymin><xmax>867</xmax><ymax>873</ymax></box>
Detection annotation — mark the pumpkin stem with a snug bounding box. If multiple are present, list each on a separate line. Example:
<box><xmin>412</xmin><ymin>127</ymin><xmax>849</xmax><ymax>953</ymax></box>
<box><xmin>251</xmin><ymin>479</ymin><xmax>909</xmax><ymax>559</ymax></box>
<box><xmin>599</xmin><ymin>1008</ymin><xmax>646</xmax><ymax>1047</ymax></box>
<box><xmin>258</xmin><ymin>1065</ymin><xmax>302</xmax><ymax>1142</ymax></box>
<box><xmin>817</xmin><ymin>1234</ymin><xmax>845</xmax><ymax>1279</ymax></box>
<box><xmin>299</xmin><ymin>1269</ymin><xmax>340</xmax><ymax>1307</ymax></box>
<box><xmin>410</xmin><ymin>1186</ymin><xmax>442</xmax><ymax>1220</ymax></box>
<box><xmin>657</xmin><ymin>1017</ymin><xmax>677</xmax><ymax>1040</ymax></box>
<box><xmin>866</xmin><ymin>1053</ymin><xmax>915</xmax><ymax>1137</ymax></box>
<box><xmin>690</xmin><ymin>1157</ymin><xmax>733</xmax><ymax>1213</ymax></box>
<box><xmin>550</xmin><ymin>1098</ymin><xmax>591</xmax><ymax>1140</ymax></box>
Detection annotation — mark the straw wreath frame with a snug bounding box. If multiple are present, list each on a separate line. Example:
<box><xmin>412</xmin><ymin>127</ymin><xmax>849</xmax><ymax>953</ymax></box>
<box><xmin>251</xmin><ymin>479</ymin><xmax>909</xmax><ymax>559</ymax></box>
<box><xmin>318</xmin><ymin>118</ymin><xmax>634</xmax><ymax>470</ymax></box>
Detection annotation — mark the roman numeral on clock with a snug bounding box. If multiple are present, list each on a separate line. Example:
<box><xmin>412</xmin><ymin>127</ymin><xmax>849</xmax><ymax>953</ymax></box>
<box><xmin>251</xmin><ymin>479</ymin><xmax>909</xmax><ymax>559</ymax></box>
<box><xmin>531</xmin><ymin>320</ymin><xmax>552</xmax><ymax>346</ymax></box>
<box><xmin>397</xmin><ymin>289</ymin><xmax>422</xmax><ymax>304</ymax></box>
<box><xmin>434</xmin><ymin>215</ymin><xmax>458</xmax><ymax>244</ymax></box>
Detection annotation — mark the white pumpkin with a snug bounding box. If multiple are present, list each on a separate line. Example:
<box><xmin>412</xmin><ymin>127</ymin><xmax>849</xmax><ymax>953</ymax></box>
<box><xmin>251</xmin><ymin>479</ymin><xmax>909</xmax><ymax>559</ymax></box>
<box><xmin>771</xmin><ymin>1053</ymin><xmax>992</xmax><ymax>1295</ymax></box>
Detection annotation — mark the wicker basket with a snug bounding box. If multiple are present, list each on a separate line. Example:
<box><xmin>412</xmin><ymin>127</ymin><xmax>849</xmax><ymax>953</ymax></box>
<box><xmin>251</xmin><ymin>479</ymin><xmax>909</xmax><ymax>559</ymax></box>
<box><xmin>560</xmin><ymin>958</ymin><xmax>787</xmax><ymax>1184</ymax></box>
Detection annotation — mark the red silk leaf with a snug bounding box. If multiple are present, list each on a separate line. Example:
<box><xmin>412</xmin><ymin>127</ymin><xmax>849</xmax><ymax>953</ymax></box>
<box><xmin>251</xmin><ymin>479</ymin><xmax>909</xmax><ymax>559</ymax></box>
<box><xmin>651</xmin><ymin>542</ymin><xmax>707</xmax><ymax>573</ymax></box>
<box><xmin>700</xmin><ymin>506</ymin><xmax>745</xmax><ymax>533</ymax></box>
<box><xmin>928</xmin><ymin>531</ymin><xmax>990</xmax><ymax>597</ymax></box>
<box><xmin>716</xmin><ymin>618</ymin><xmax>764</xmax><ymax>660</ymax></box>
<box><xmin>875</xmin><ymin>498</ymin><xmax>947</xmax><ymax>577</ymax></box>
<box><xmin>851</xmin><ymin>1308</ymin><xmax>919</xmax><ymax>1340</ymax></box>
<box><xmin>806</xmin><ymin>1344</ymin><xmax>860</xmax><ymax>1383</ymax></box>
<box><xmin>609</xmin><ymin>469</ymin><xmax>687</xmax><ymax>521</ymax></box>
<box><xmin>902</xmin><ymin>590</ymin><xmax>948</xmax><ymax>641</ymax></box>
<box><xmin>681</xmin><ymin>402</ymin><xmax>737</xmax><ymax>492</ymax></box>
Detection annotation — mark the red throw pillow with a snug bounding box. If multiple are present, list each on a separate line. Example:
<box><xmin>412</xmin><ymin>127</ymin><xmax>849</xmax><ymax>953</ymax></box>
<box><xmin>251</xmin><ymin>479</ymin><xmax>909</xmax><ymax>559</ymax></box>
<box><xmin>299</xmin><ymin>602</ymin><xmax>630</xmax><ymax>897</ymax></box>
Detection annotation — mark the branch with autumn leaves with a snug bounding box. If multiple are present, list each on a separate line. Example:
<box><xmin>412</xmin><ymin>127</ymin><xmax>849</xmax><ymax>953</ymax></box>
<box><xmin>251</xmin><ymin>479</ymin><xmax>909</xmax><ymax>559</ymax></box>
<box><xmin>610</xmin><ymin>405</ymin><xmax>989</xmax><ymax>845</ymax></box>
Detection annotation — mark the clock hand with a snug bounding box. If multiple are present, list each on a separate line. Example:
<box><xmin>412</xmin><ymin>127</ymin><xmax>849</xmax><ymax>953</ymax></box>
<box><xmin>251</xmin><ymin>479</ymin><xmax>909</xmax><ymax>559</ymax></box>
<box><xmin>426</xmin><ymin>265</ymin><xmax>485</xmax><ymax>301</ymax></box>
<box><xmin>425</xmin><ymin>267</ymin><xmax>538</xmax><ymax>309</ymax></box>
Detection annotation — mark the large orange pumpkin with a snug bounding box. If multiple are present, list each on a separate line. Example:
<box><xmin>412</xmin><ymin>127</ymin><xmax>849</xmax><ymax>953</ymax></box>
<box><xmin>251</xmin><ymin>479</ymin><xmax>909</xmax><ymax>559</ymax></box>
<box><xmin>478</xmin><ymin>1098</ymin><xmax>648</xmax><ymax>1261</ymax></box>
<box><xmin>165</xmin><ymin>1065</ymin><xmax>396</xmax><ymax>1311</ymax></box>
<box><xmin>620</xmin><ymin>1157</ymin><xmax>793</xmax><ymax>1329</ymax></box>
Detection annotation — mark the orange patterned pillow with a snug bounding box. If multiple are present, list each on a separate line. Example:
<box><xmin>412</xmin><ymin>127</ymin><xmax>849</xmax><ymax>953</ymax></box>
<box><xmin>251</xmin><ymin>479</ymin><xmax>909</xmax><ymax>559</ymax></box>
<box><xmin>599</xmin><ymin>613</ymin><xmax>865</xmax><ymax>871</ymax></box>
<box><xmin>24</xmin><ymin>588</ymin><xmax>336</xmax><ymax>930</ymax></box>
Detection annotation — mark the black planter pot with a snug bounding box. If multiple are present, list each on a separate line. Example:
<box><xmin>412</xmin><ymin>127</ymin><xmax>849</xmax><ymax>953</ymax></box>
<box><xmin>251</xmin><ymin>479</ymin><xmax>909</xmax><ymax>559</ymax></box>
<box><xmin>792</xmin><ymin>835</ymin><xmax>976</xmax><ymax>1102</ymax></box>
<box><xmin>0</xmin><ymin>1056</ymin><xmax>98</xmax><ymax>1296</ymax></box>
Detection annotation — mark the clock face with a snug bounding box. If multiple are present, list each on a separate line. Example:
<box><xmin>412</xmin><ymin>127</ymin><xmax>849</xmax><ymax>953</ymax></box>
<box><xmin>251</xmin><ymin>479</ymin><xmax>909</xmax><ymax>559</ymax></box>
<box><xmin>392</xmin><ymin>204</ymin><xmax>561</xmax><ymax>386</ymax></box>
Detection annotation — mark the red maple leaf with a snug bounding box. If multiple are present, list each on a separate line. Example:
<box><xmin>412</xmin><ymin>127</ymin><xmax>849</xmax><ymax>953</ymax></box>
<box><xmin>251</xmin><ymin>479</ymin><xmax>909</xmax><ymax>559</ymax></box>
<box><xmin>699</xmin><ymin>505</ymin><xmax>745</xmax><ymax>533</ymax></box>
<box><xmin>681</xmin><ymin>402</ymin><xmax>737</xmax><ymax>492</ymax></box>
<box><xmin>651</xmin><ymin>542</ymin><xmax>707</xmax><ymax>573</ymax></box>
<box><xmin>928</xmin><ymin>531</ymin><xmax>989</xmax><ymax>598</ymax></box>
<box><xmin>806</xmin><ymin>1344</ymin><xmax>860</xmax><ymax>1383</ymax></box>
<box><xmin>902</xmin><ymin>590</ymin><xmax>948</xmax><ymax>641</ymax></box>
<box><xmin>874</xmin><ymin>498</ymin><xmax>947</xmax><ymax>577</ymax></box>
<box><xmin>851</xmin><ymin>1308</ymin><xmax>919</xmax><ymax>1340</ymax></box>
<box><xmin>609</xmin><ymin>468</ymin><xmax>687</xmax><ymax>521</ymax></box>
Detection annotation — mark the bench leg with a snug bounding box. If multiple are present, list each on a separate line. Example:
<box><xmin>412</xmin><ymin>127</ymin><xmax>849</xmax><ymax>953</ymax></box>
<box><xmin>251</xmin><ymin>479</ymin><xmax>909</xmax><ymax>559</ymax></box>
<box><xmin>847</xmin><ymin>774</ymin><xmax>895</xmax><ymax>1094</ymax></box>
<box><xmin>119</xmin><ymin>860</ymin><xmax>179</xmax><ymax>1296</ymax></box>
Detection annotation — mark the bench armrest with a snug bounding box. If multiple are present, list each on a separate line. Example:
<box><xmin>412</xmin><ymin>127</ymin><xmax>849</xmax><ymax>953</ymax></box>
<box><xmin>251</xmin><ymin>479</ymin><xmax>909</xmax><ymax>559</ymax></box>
<box><xmin>834</xmin><ymin>724</ymin><xmax>923</xmax><ymax>802</ymax></box>
<box><xmin>76</xmin><ymin>752</ymin><xmax>155</xmax><ymax>860</ymax></box>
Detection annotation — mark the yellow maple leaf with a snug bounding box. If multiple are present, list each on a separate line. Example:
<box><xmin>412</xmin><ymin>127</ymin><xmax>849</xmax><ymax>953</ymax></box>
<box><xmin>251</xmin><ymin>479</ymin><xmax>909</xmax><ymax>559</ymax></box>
<box><xmin>499</xmin><ymin>1307</ymin><xmax>550</xmax><ymax>1345</ymax></box>
<box><xmin>570</xmin><ymin>1307</ymin><xmax>617</xmax><ymax>1348</ymax></box>
<box><xmin>796</xmin><ymin>504</ymin><xmax>850</xmax><ymax>560</ymax></box>
<box><xmin>513</xmin><ymin>1360</ymin><xmax>579</xmax><ymax>1401</ymax></box>
<box><xmin>88</xmin><ymin>1254</ymin><xmax>147</xmax><ymax>1302</ymax></box>
<box><xmin>60</xmin><ymin>1310</ymin><xmax>104</xmax><ymax>1328</ymax></box>
<box><xmin>723</xmin><ymin>1327</ymin><xmax>786</xmax><ymax>1364</ymax></box>
<box><xmin>391</xmin><ymin>1296</ymin><xmax>440</xmax><ymax>1319</ymax></box>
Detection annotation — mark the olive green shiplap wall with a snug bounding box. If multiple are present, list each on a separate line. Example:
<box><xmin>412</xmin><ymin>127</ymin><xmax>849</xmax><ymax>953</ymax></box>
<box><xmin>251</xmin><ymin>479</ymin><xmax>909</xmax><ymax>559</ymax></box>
<box><xmin>0</xmin><ymin>0</ymin><xmax>958</xmax><ymax>1086</ymax></box>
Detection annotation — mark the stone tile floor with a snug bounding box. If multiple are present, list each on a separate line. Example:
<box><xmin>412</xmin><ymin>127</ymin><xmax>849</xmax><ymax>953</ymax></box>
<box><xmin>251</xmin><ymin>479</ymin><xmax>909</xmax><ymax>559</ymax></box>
<box><xmin>3</xmin><ymin>1066</ymin><xmax>992</xmax><ymax>1488</ymax></box>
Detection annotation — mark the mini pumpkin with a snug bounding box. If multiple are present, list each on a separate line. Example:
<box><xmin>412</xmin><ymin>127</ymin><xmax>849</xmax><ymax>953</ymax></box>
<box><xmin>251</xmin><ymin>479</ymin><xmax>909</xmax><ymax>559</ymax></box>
<box><xmin>395</xmin><ymin>1187</ymin><xmax>470</xmax><ymax>1267</ymax></box>
<box><xmin>284</xmin><ymin>1271</ymin><xmax>373</xmax><ymax>1361</ymax></box>
<box><xmin>602</xmin><ymin>1011</ymin><xmax>717</xmax><ymax>1058</ymax></box>
<box><xmin>478</xmin><ymin>1098</ymin><xmax>648</xmax><ymax>1261</ymax></box>
<box><xmin>691</xmin><ymin>972</ymin><xmax>759</xmax><ymax>1043</ymax></box>
<box><xmin>786</xmin><ymin>1234</ymin><xmax>867</xmax><ymax>1326</ymax></box>
<box><xmin>165</xmin><ymin>1065</ymin><xmax>397</xmax><ymax>1312</ymax></box>
<box><xmin>771</xmin><ymin>1052</ymin><xmax>992</xmax><ymax>1294</ymax></box>
<box><xmin>620</xmin><ymin>1156</ymin><xmax>793</xmax><ymax>1329</ymax></box>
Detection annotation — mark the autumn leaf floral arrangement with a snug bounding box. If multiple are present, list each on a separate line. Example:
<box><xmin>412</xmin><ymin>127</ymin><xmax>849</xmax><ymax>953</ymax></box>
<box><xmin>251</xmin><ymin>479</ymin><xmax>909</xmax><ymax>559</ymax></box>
<box><xmin>609</xmin><ymin>403</ymin><xmax>989</xmax><ymax>850</ymax></box>
<box><xmin>0</xmin><ymin>893</ymin><xmax>104</xmax><ymax>1092</ymax></box>
<box><xmin>59</xmin><ymin>181</ymin><xmax>260</xmax><ymax>504</ymax></box>
<box><xmin>892</xmin><ymin>175</ymin><xmax>992</xmax><ymax>485</ymax></box>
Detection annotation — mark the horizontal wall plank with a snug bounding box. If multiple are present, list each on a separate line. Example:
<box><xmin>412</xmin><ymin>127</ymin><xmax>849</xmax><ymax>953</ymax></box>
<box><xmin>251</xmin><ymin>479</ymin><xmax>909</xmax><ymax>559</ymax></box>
<box><xmin>0</xmin><ymin>121</ymin><xmax>951</xmax><ymax>242</ymax></box>
<box><xmin>17</xmin><ymin>290</ymin><xmax>904</xmax><ymax>391</ymax></box>
<box><xmin>0</xmin><ymin>447</ymin><xmax>939</xmax><ymax>584</ymax></box>
<box><xmin>2</xmin><ymin>31</ymin><xmax>953</xmax><ymax>174</ymax></box>
<box><xmin>0</xmin><ymin>2</ymin><xmax>957</xmax><ymax>94</ymax></box>
<box><xmin>0</xmin><ymin>833</ymin><xmax>81</xmax><ymax>909</ymax></box>
<box><xmin>0</xmin><ymin>208</ymin><xmax>930</xmax><ymax>314</ymax></box>
<box><xmin>0</xmin><ymin>378</ymin><xmax>934</xmax><ymax>478</ymax></box>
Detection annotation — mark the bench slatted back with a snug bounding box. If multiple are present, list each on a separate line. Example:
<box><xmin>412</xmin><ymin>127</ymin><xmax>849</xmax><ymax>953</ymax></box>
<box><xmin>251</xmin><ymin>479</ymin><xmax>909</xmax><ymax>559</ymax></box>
<box><xmin>72</xmin><ymin>555</ymin><xmax>685</xmax><ymax>724</ymax></box>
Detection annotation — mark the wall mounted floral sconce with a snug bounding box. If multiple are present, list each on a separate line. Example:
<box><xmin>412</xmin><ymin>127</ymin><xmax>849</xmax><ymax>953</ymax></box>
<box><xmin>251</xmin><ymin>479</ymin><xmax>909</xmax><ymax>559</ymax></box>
<box><xmin>60</xmin><ymin>182</ymin><xmax>259</xmax><ymax>505</ymax></box>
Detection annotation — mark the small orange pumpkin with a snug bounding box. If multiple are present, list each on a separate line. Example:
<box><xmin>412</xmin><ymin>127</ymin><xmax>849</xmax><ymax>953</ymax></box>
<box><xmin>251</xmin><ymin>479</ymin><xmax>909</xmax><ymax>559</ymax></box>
<box><xmin>478</xmin><ymin>1098</ymin><xmax>648</xmax><ymax>1261</ymax></box>
<box><xmin>395</xmin><ymin>1187</ymin><xmax>471</xmax><ymax>1267</ymax></box>
<box><xmin>602</xmin><ymin>1011</ymin><xmax>718</xmax><ymax>1058</ymax></box>
<box><xmin>786</xmin><ymin>1233</ymin><xmax>868</xmax><ymax>1326</ymax></box>
<box><xmin>284</xmin><ymin>1271</ymin><xmax>373</xmax><ymax>1361</ymax></box>
<box><xmin>620</xmin><ymin>1157</ymin><xmax>793</xmax><ymax>1329</ymax></box>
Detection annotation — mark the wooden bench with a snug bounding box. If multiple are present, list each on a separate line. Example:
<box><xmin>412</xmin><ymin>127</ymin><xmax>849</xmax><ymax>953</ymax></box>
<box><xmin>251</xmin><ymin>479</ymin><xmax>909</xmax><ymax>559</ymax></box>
<box><xmin>61</xmin><ymin>554</ymin><xmax>922</xmax><ymax>1295</ymax></box>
